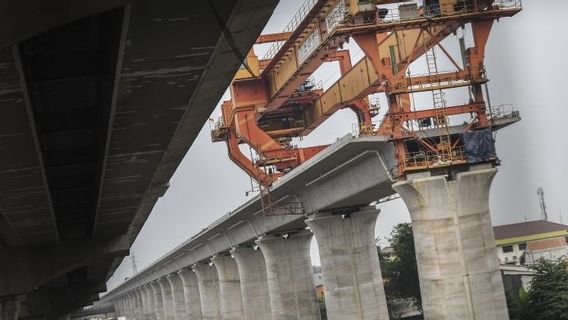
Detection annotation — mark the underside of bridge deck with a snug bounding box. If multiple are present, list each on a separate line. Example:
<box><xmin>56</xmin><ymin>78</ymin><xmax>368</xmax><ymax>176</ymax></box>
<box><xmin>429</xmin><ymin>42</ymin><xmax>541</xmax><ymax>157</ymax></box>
<box><xmin>0</xmin><ymin>0</ymin><xmax>278</xmax><ymax>318</ymax></box>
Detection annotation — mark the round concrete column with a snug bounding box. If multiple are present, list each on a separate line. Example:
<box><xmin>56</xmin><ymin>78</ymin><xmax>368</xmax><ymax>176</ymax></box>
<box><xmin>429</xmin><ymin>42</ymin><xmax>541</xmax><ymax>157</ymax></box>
<box><xmin>306</xmin><ymin>207</ymin><xmax>389</xmax><ymax>320</ymax></box>
<box><xmin>135</xmin><ymin>288</ymin><xmax>145</xmax><ymax>320</ymax></box>
<box><xmin>231</xmin><ymin>246</ymin><xmax>272</xmax><ymax>320</ymax></box>
<box><xmin>178</xmin><ymin>268</ymin><xmax>203</xmax><ymax>320</ymax></box>
<box><xmin>115</xmin><ymin>297</ymin><xmax>124</xmax><ymax>318</ymax></box>
<box><xmin>113</xmin><ymin>301</ymin><xmax>122</xmax><ymax>318</ymax></box>
<box><xmin>211</xmin><ymin>254</ymin><xmax>245</xmax><ymax>320</ymax></box>
<box><xmin>193</xmin><ymin>263</ymin><xmax>221</xmax><ymax>320</ymax></box>
<box><xmin>150</xmin><ymin>281</ymin><xmax>165</xmax><ymax>320</ymax></box>
<box><xmin>122</xmin><ymin>295</ymin><xmax>131</xmax><ymax>319</ymax></box>
<box><xmin>256</xmin><ymin>229</ymin><xmax>320</xmax><ymax>320</ymax></box>
<box><xmin>393</xmin><ymin>167</ymin><xmax>508</xmax><ymax>320</ymax></box>
<box><xmin>126</xmin><ymin>292</ymin><xmax>136</xmax><ymax>320</ymax></box>
<box><xmin>0</xmin><ymin>299</ymin><xmax>20</xmax><ymax>320</ymax></box>
<box><xmin>143</xmin><ymin>285</ymin><xmax>157</xmax><ymax>320</ymax></box>
<box><xmin>158</xmin><ymin>278</ymin><xmax>175</xmax><ymax>320</ymax></box>
<box><xmin>122</xmin><ymin>294</ymin><xmax>130</xmax><ymax>319</ymax></box>
<box><xmin>166</xmin><ymin>274</ymin><xmax>188</xmax><ymax>320</ymax></box>
<box><xmin>139</xmin><ymin>287</ymin><xmax>150</xmax><ymax>320</ymax></box>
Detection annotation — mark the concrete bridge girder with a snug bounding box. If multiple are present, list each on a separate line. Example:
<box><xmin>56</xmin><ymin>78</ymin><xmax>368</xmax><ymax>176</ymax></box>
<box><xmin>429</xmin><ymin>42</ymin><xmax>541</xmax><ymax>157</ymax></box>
<box><xmin>0</xmin><ymin>236</ymin><xmax>128</xmax><ymax>297</ymax></box>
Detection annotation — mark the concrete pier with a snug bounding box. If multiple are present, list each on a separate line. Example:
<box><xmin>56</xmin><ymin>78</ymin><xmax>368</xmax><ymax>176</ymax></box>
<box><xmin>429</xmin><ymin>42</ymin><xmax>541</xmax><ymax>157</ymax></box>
<box><xmin>122</xmin><ymin>295</ymin><xmax>130</xmax><ymax>319</ymax></box>
<box><xmin>211</xmin><ymin>254</ymin><xmax>245</xmax><ymax>319</ymax></box>
<box><xmin>139</xmin><ymin>287</ymin><xmax>150</xmax><ymax>320</ymax></box>
<box><xmin>135</xmin><ymin>289</ymin><xmax>144</xmax><ymax>320</ymax></box>
<box><xmin>127</xmin><ymin>292</ymin><xmax>136</xmax><ymax>320</ymax></box>
<box><xmin>158</xmin><ymin>278</ymin><xmax>175</xmax><ymax>320</ymax></box>
<box><xmin>136</xmin><ymin>288</ymin><xmax>149</xmax><ymax>320</ymax></box>
<box><xmin>113</xmin><ymin>300</ymin><xmax>122</xmax><ymax>318</ymax></box>
<box><xmin>120</xmin><ymin>295</ymin><xmax>128</xmax><ymax>319</ymax></box>
<box><xmin>144</xmin><ymin>285</ymin><xmax>157</xmax><ymax>320</ymax></box>
<box><xmin>150</xmin><ymin>281</ymin><xmax>165</xmax><ymax>320</ymax></box>
<box><xmin>231</xmin><ymin>246</ymin><xmax>272</xmax><ymax>320</ymax></box>
<box><xmin>306</xmin><ymin>208</ymin><xmax>390</xmax><ymax>320</ymax></box>
<box><xmin>393</xmin><ymin>166</ymin><xmax>509</xmax><ymax>320</ymax></box>
<box><xmin>167</xmin><ymin>274</ymin><xmax>188</xmax><ymax>320</ymax></box>
<box><xmin>0</xmin><ymin>300</ymin><xmax>20</xmax><ymax>320</ymax></box>
<box><xmin>193</xmin><ymin>263</ymin><xmax>221</xmax><ymax>320</ymax></box>
<box><xmin>178</xmin><ymin>268</ymin><xmax>203</xmax><ymax>320</ymax></box>
<box><xmin>257</xmin><ymin>230</ymin><xmax>320</xmax><ymax>320</ymax></box>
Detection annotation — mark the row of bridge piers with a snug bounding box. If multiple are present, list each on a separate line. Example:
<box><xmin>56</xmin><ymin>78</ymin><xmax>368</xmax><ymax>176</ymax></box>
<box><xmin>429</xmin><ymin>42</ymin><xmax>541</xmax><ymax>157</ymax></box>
<box><xmin>101</xmin><ymin>166</ymin><xmax>509</xmax><ymax>320</ymax></box>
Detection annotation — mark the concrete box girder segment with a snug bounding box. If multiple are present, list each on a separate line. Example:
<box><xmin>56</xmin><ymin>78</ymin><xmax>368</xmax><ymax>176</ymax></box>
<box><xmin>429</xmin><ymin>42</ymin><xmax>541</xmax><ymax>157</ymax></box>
<box><xmin>0</xmin><ymin>236</ymin><xmax>128</xmax><ymax>297</ymax></box>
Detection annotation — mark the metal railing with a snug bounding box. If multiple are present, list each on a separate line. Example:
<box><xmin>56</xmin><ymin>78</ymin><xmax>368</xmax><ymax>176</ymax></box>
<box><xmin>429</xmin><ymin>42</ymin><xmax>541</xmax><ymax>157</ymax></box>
<box><xmin>378</xmin><ymin>0</ymin><xmax>522</xmax><ymax>25</ymax></box>
<box><xmin>404</xmin><ymin>146</ymin><xmax>467</xmax><ymax>170</ymax></box>
<box><xmin>487</xmin><ymin>103</ymin><xmax>518</xmax><ymax>120</ymax></box>
<box><xmin>214</xmin><ymin>117</ymin><xmax>225</xmax><ymax>130</ymax></box>
<box><xmin>351</xmin><ymin>122</ymin><xmax>378</xmax><ymax>137</ymax></box>
<box><xmin>391</xmin><ymin>71</ymin><xmax>485</xmax><ymax>92</ymax></box>
<box><xmin>264</xmin><ymin>0</ymin><xmax>319</xmax><ymax>60</ymax></box>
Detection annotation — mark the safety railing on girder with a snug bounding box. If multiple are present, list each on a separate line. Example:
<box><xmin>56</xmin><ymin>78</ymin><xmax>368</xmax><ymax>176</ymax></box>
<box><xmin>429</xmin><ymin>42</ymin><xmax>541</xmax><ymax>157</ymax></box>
<box><xmin>487</xmin><ymin>104</ymin><xmax>519</xmax><ymax>120</ymax></box>
<box><xmin>263</xmin><ymin>0</ymin><xmax>319</xmax><ymax>60</ymax></box>
<box><xmin>404</xmin><ymin>146</ymin><xmax>467</xmax><ymax>171</ymax></box>
<box><xmin>377</xmin><ymin>0</ymin><xmax>522</xmax><ymax>25</ymax></box>
<box><xmin>391</xmin><ymin>71</ymin><xmax>486</xmax><ymax>93</ymax></box>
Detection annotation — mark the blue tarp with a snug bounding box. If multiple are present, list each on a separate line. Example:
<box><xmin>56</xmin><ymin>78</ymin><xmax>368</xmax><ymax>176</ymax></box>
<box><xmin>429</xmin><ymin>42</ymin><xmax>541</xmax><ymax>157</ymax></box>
<box><xmin>462</xmin><ymin>129</ymin><xmax>496</xmax><ymax>163</ymax></box>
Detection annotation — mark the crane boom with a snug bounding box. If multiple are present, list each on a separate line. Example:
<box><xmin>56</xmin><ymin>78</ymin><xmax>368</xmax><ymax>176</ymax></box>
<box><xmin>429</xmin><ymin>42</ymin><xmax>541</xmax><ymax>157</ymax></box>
<box><xmin>211</xmin><ymin>0</ymin><xmax>522</xmax><ymax>189</ymax></box>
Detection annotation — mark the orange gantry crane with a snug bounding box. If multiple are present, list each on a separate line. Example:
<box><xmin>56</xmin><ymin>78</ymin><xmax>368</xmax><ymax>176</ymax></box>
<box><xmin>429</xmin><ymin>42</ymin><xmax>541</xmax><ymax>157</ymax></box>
<box><xmin>211</xmin><ymin>0</ymin><xmax>521</xmax><ymax>190</ymax></box>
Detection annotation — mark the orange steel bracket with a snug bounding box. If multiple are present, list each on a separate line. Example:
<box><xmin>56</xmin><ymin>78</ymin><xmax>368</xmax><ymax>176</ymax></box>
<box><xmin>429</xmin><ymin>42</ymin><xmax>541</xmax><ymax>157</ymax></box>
<box><xmin>325</xmin><ymin>50</ymin><xmax>353</xmax><ymax>76</ymax></box>
<box><xmin>352</xmin><ymin>33</ymin><xmax>392</xmax><ymax>80</ymax></box>
<box><xmin>256</xmin><ymin>32</ymin><xmax>293</xmax><ymax>44</ymax></box>
<box><xmin>222</xmin><ymin>99</ymin><xmax>328</xmax><ymax>186</ymax></box>
<box><xmin>227</xmin><ymin>125</ymin><xmax>274</xmax><ymax>186</ymax></box>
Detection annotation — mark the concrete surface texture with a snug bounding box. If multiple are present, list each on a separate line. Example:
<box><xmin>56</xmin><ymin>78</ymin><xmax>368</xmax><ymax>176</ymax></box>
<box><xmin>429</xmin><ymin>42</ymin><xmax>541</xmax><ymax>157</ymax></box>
<box><xmin>166</xmin><ymin>274</ymin><xmax>188</xmax><ymax>320</ymax></box>
<box><xmin>257</xmin><ymin>230</ymin><xmax>321</xmax><ymax>320</ymax></box>
<box><xmin>231</xmin><ymin>246</ymin><xmax>273</xmax><ymax>320</ymax></box>
<box><xmin>0</xmin><ymin>300</ymin><xmax>20</xmax><ymax>320</ymax></box>
<box><xmin>150</xmin><ymin>282</ymin><xmax>165</xmax><ymax>320</ymax></box>
<box><xmin>393</xmin><ymin>166</ymin><xmax>509</xmax><ymax>320</ymax></box>
<box><xmin>178</xmin><ymin>269</ymin><xmax>203</xmax><ymax>320</ymax></box>
<box><xmin>143</xmin><ymin>285</ymin><xmax>156</xmax><ymax>320</ymax></box>
<box><xmin>135</xmin><ymin>290</ymin><xmax>144</xmax><ymax>320</ymax></box>
<box><xmin>306</xmin><ymin>207</ymin><xmax>390</xmax><ymax>320</ymax></box>
<box><xmin>193</xmin><ymin>264</ymin><xmax>221</xmax><ymax>320</ymax></box>
<box><xmin>158</xmin><ymin>278</ymin><xmax>175</xmax><ymax>320</ymax></box>
<box><xmin>211</xmin><ymin>254</ymin><xmax>245</xmax><ymax>320</ymax></box>
<box><xmin>127</xmin><ymin>292</ymin><xmax>136</xmax><ymax>319</ymax></box>
<box><xmin>138</xmin><ymin>288</ymin><xmax>149</xmax><ymax>320</ymax></box>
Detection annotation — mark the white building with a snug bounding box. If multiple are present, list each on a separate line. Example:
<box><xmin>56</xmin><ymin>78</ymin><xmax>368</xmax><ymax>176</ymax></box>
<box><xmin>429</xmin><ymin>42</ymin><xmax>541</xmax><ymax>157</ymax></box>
<box><xmin>493</xmin><ymin>220</ymin><xmax>568</xmax><ymax>265</ymax></box>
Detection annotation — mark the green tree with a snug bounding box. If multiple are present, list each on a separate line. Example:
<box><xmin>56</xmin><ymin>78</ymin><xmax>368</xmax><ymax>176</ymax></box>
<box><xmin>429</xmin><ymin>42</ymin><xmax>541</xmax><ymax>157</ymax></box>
<box><xmin>507</xmin><ymin>287</ymin><xmax>531</xmax><ymax>320</ymax></box>
<box><xmin>379</xmin><ymin>223</ymin><xmax>422</xmax><ymax>312</ymax></box>
<box><xmin>525</xmin><ymin>257</ymin><xmax>568</xmax><ymax>320</ymax></box>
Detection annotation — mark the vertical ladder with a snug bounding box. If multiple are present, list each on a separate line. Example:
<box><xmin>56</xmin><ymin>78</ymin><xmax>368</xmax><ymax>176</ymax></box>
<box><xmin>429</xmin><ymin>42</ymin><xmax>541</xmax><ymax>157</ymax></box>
<box><xmin>255</xmin><ymin>149</ymin><xmax>274</xmax><ymax>215</ymax></box>
<box><xmin>424</xmin><ymin>39</ymin><xmax>453</xmax><ymax>163</ymax></box>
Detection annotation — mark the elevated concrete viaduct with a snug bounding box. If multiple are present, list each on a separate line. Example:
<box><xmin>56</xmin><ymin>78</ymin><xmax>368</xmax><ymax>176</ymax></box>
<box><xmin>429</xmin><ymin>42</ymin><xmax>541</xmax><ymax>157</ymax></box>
<box><xmin>95</xmin><ymin>116</ymin><xmax>518</xmax><ymax>320</ymax></box>
<box><xmin>0</xmin><ymin>0</ymin><xmax>278</xmax><ymax>318</ymax></box>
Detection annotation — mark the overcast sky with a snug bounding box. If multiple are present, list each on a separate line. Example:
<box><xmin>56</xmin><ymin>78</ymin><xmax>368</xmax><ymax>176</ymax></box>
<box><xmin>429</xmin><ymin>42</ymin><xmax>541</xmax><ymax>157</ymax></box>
<box><xmin>107</xmin><ymin>0</ymin><xmax>568</xmax><ymax>289</ymax></box>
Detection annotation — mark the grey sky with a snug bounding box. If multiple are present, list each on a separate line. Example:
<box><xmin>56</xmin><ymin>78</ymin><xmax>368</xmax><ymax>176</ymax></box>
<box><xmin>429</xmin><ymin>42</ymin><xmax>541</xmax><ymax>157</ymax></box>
<box><xmin>107</xmin><ymin>0</ymin><xmax>568</xmax><ymax>289</ymax></box>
